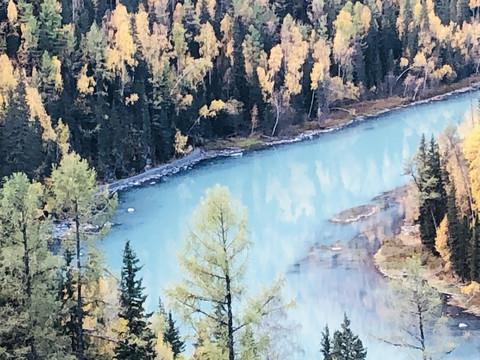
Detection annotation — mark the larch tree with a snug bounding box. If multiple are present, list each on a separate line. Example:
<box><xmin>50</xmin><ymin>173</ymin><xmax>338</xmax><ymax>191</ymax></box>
<box><xmin>50</xmin><ymin>152</ymin><xmax>117</xmax><ymax>360</ymax></box>
<box><xmin>256</xmin><ymin>44</ymin><xmax>282</xmax><ymax>135</ymax></box>
<box><xmin>106</xmin><ymin>3</ymin><xmax>137</xmax><ymax>96</ymax></box>
<box><xmin>309</xmin><ymin>31</ymin><xmax>331</xmax><ymax>118</ymax></box>
<box><xmin>0</xmin><ymin>173</ymin><xmax>74</xmax><ymax>360</ymax></box>
<box><xmin>280</xmin><ymin>14</ymin><xmax>308</xmax><ymax>115</ymax></box>
<box><xmin>333</xmin><ymin>7</ymin><xmax>355</xmax><ymax>82</ymax></box>
<box><xmin>167</xmin><ymin>185</ymin><xmax>288</xmax><ymax>360</ymax></box>
<box><xmin>114</xmin><ymin>240</ymin><xmax>156</xmax><ymax>360</ymax></box>
<box><xmin>463</xmin><ymin>123</ymin><xmax>480</xmax><ymax>214</ymax></box>
<box><xmin>194</xmin><ymin>21</ymin><xmax>221</xmax><ymax>84</ymax></box>
<box><xmin>383</xmin><ymin>257</ymin><xmax>455</xmax><ymax>360</ymax></box>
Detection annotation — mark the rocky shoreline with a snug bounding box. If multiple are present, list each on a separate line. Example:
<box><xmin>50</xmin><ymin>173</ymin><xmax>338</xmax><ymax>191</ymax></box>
<box><xmin>105</xmin><ymin>82</ymin><xmax>480</xmax><ymax>193</ymax></box>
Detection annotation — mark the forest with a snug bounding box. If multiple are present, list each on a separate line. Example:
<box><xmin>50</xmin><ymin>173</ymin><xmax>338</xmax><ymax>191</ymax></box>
<box><xmin>1</xmin><ymin>0</ymin><xmax>480</xmax><ymax>358</ymax></box>
<box><xmin>0</xmin><ymin>0</ymin><xmax>479</xmax><ymax>181</ymax></box>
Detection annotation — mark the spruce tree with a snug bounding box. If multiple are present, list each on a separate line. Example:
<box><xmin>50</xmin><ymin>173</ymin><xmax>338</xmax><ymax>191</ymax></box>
<box><xmin>470</xmin><ymin>223</ymin><xmax>480</xmax><ymax>282</ymax></box>
<box><xmin>320</xmin><ymin>324</ymin><xmax>333</xmax><ymax>360</ymax></box>
<box><xmin>163</xmin><ymin>312</ymin><xmax>185</xmax><ymax>359</ymax></box>
<box><xmin>114</xmin><ymin>240</ymin><xmax>156</xmax><ymax>360</ymax></box>
<box><xmin>446</xmin><ymin>183</ymin><xmax>470</xmax><ymax>280</ymax></box>
<box><xmin>413</xmin><ymin>135</ymin><xmax>447</xmax><ymax>255</ymax></box>
<box><xmin>0</xmin><ymin>81</ymin><xmax>44</xmax><ymax>180</ymax></box>
<box><xmin>332</xmin><ymin>314</ymin><xmax>367</xmax><ymax>360</ymax></box>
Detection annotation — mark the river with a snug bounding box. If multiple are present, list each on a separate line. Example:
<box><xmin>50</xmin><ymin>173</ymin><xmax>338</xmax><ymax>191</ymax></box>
<box><xmin>103</xmin><ymin>89</ymin><xmax>480</xmax><ymax>359</ymax></box>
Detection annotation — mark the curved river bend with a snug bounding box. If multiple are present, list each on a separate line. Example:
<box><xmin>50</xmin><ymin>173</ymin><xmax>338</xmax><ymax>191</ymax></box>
<box><xmin>104</xmin><ymin>90</ymin><xmax>480</xmax><ymax>359</ymax></box>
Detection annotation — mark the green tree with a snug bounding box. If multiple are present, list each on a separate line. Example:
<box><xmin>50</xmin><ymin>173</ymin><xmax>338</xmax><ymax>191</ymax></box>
<box><xmin>446</xmin><ymin>182</ymin><xmax>470</xmax><ymax>280</ymax></box>
<box><xmin>167</xmin><ymin>185</ymin><xmax>288</xmax><ymax>360</ymax></box>
<box><xmin>50</xmin><ymin>152</ymin><xmax>117</xmax><ymax>360</ymax></box>
<box><xmin>407</xmin><ymin>135</ymin><xmax>447</xmax><ymax>254</ymax></box>
<box><xmin>0</xmin><ymin>173</ymin><xmax>73</xmax><ymax>359</ymax></box>
<box><xmin>320</xmin><ymin>324</ymin><xmax>332</xmax><ymax>360</ymax></box>
<box><xmin>163</xmin><ymin>312</ymin><xmax>185</xmax><ymax>359</ymax></box>
<box><xmin>38</xmin><ymin>0</ymin><xmax>65</xmax><ymax>55</ymax></box>
<box><xmin>382</xmin><ymin>257</ymin><xmax>454</xmax><ymax>359</ymax></box>
<box><xmin>332</xmin><ymin>314</ymin><xmax>367</xmax><ymax>360</ymax></box>
<box><xmin>0</xmin><ymin>80</ymin><xmax>44</xmax><ymax>180</ymax></box>
<box><xmin>114</xmin><ymin>240</ymin><xmax>156</xmax><ymax>360</ymax></box>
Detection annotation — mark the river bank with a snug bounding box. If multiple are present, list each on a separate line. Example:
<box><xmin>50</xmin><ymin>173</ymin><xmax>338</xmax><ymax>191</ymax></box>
<box><xmin>105</xmin><ymin>77</ymin><xmax>480</xmax><ymax>193</ymax></box>
<box><xmin>352</xmin><ymin>183</ymin><xmax>480</xmax><ymax>318</ymax></box>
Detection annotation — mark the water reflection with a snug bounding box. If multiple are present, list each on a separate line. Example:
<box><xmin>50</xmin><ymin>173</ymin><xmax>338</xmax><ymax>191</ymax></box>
<box><xmin>104</xmin><ymin>90</ymin><xmax>480</xmax><ymax>359</ymax></box>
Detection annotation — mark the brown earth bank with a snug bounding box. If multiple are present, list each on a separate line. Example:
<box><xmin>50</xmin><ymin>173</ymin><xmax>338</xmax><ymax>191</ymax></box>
<box><xmin>106</xmin><ymin>76</ymin><xmax>480</xmax><ymax>193</ymax></box>
<box><xmin>370</xmin><ymin>184</ymin><xmax>480</xmax><ymax>318</ymax></box>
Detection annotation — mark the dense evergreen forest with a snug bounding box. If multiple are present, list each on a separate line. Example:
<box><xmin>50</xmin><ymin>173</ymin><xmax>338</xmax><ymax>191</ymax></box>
<box><xmin>0</xmin><ymin>0</ymin><xmax>479</xmax><ymax>181</ymax></box>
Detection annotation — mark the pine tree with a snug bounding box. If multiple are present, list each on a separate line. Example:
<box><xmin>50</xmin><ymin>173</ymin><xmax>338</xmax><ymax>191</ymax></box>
<box><xmin>446</xmin><ymin>183</ymin><xmax>470</xmax><ymax>280</ymax></box>
<box><xmin>38</xmin><ymin>0</ymin><xmax>65</xmax><ymax>55</ymax></box>
<box><xmin>114</xmin><ymin>240</ymin><xmax>156</xmax><ymax>360</ymax></box>
<box><xmin>0</xmin><ymin>81</ymin><xmax>44</xmax><ymax>180</ymax></box>
<box><xmin>163</xmin><ymin>312</ymin><xmax>185</xmax><ymax>359</ymax></box>
<box><xmin>332</xmin><ymin>313</ymin><xmax>367</xmax><ymax>360</ymax></box>
<box><xmin>411</xmin><ymin>135</ymin><xmax>447</xmax><ymax>255</ymax></box>
<box><xmin>320</xmin><ymin>324</ymin><xmax>333</xmax><ymax>360</ymax></box>
<box><xmin>470</xmin><ymin>223</ymin><xmax>480</xmax><ymax>282</ymax></box>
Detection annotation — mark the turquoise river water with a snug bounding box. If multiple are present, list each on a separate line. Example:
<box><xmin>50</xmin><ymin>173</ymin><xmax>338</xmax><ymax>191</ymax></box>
<box><xmin>103</xmin><ymin>89</ymin><xmax>480</xmax><ymax>359</ymax></box>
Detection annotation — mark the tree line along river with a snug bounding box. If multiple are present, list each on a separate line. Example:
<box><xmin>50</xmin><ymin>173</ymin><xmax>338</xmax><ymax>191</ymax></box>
<box><xmin>103</xmin><ymin>89</ymin><xmax>480</xmax><ymax>359</ymax></box>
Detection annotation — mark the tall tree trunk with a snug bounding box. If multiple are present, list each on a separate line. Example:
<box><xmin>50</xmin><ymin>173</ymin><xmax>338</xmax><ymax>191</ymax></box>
<box><xmin>23</xmin><ymin>220</ymin><xmax>38</xmax><ymax>360</ymax></box>
<box><xmin>271</xmin><ymin>95</ymin><xmax>280</xmax><ymax>136</ymax></box>
<box><xmin>75</xmin><ymin>202</ymin><xmax>84</xmax><ymax>360</ymax></box>
<box><xmin>417</xmin><ymin>305</ymin><xmax>426</xmax><ymax>360</ymax></box>
<box><xmin>226</xmin><ymin>273</ymin><xmax>234</xmax><ymax>360</ymax></box>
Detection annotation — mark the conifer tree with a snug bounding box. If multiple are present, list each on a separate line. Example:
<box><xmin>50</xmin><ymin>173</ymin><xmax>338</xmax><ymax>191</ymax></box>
<box><xmin>163</xmin><ymin>312</ymin><xmax>185</xmax><ymax>359</ymax></box>
<box><xmin>51</xmin><ymin>152</ymin><xmax>117</xmax><ymax>360</ymax></box>
<box><xmin>409</xmin><ymin>135</ymin><xmax>447</xmax><ymax>255</ymax></box>
<box><xmin>332</xmin><ymin>314</ymin><xmax>367</xmax><ymax>360</ymax></box>
<box><xmin>0</xmin><ymin>173</ymin><xmax>73</xmax><ymax>359</ymax></box>
<box><xmin>114</xmin><ymin>240</ymin><xmax>156</xmax><ymax>360</ymax></box>
<box><xmin>446</xmin><ymin>183</ymin><xmax>470</xmax><ymax>280</ymax></box>
<box><xmin>167</xmin><ymin>185</ymin><xmax>288</xmax><ymax>360</ymax></box>
<box><xmin>0</xmin><ymin>81</ymin><xmax>44</xmax><ymax>180</ymax></box>
<box><xmin>320</xmin><ymin>324</ymin><xmax>333</xmax><ymax>360</ymax></box>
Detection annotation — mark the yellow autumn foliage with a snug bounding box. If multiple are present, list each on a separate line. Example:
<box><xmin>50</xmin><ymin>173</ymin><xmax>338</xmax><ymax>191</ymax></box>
<box><xmin>125</xmin><ymin>93</ymin><xmax>139</xmax><ymax>105</ymax></box>
<box><xmin>400</xmin><ymin>57</ymin><xmax>409</xmax><ymax>67</ymax></box>
<box><xmin>220</xmin><ymin>14</ymin><xmax>234</xmax><ymax>64</ymax></box>
<box><xmin>25</xmin><ymin>85</ymin><xmax>56</xmax><ymax>141</ymax></box>
<box><xmin>461</xmin><ymin>281</ymin><xmax>480</xmax><ymax>295</ymax></box>
<box><xmin>463</xmin><ymin>124</ymin><xmax>480</xmax><ymax>212</ymax></box>
<box><xmin>7</xmin><ymin>0</ymin><xmax>18</xmax><ymax>23</ymax></box>
<box><xmin>0</xmin><ymin>54</ymin><xmax>17</xmax><ymax>111</ymax></box>
<box><xmin>77</xmin><ymin>64</ymin><xmax>96</xmax><ymax>95</ymax></box>
<box><xmin>281</xmin><ymin>15</ymin><xmax>308</xmax><ymax>98</ymax></box>
<box><xmin>310</xmin><ymin>35</ymin><xmax>331</xmax><ymax>90</ymax></box>
<box><xmin>155</xmin><ymin>334</ymin><xmax>174</xmax><ymax>360</ymax></box>
<box><xmin>434</xmin><ymin>216</ymin><xmax>451</xmax><ymax>269</ymax></box>
<box><xmin>431</xmin><ymin>64</ymin><xmax>454</xmax><ymax>80</ymax></box>
<box><xmin>55</xmin><ymin>119</ymin><xmax>70</xmax><ymax>157</ymax></box>
<box><xmin>174</xmin><ymin>130</ymin><xmax>192</xmax><ymax>155</ymax></box>
<box><xmin>195</xmin><ymin>22</ymin><xmax>221</xmax><ymax>61</ymax></box>
<box><xmin>106</xmin><ymin>4</ymin><xmax>136</xmax><ymax>82</ymax></box>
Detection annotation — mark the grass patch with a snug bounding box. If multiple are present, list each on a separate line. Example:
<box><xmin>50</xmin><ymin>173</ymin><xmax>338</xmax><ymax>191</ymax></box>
<box><xmin>203</xmin><ymin>135</ymin><xmax>265</xmax><ymax>151</ymax></box>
